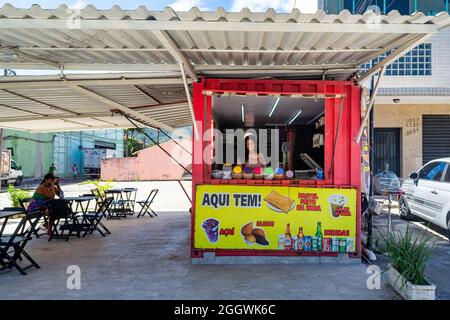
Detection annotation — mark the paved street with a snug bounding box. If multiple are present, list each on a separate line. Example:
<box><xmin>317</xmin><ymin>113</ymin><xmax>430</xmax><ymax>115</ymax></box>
<box><xmin>0</xmin><ymin>179</ymin><xmax>192</xmax><ymax>213</ymax></box>
<box><xmin>1</xmin><ymin>177</ymin><xmax>85</xmax><ymax>191</ymax></box>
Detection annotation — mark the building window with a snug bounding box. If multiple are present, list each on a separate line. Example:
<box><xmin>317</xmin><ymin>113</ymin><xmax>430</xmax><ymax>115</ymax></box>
<box><xmin>361</xmin><ymin>43</ymin><xmax>432</xmax><ymax>76</ymax></box>
<box><xmin>94</xmin><ymin>141</ymin><xmax>116</xmax><ymax>150</ymax></box>
<box><xmin>353</xmin><ymin>0</ymin><xmax>386</xmax><ymax>14</ymax></box>
<box><xmin>323</xmin><ymin>0</ymin><xmax>345</xmax><ymax>14</ymax></box>
<box><xmin>322</xmin><ymin>0</ymin><xmax>449</xmax><ymax>14</ymax></box>
<box><xmin>415</xmin><ymin>0</ymin><xmax>448</xmax><ymax>15</ymax></box>
<box><xmin>386</xmin><ymin>0</ymin><xmax>413</xmax><ymax>15</ymax></box>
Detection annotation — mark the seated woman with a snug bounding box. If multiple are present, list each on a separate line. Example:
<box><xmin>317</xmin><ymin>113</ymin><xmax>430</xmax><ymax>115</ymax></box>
<box><xmin>27</xmin><ymin>173</ymin><xmax>57</xmax><ymax>234</ymax></box>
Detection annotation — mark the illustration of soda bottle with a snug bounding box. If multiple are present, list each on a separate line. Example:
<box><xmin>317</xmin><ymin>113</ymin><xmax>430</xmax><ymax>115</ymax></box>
<box><xmin>315</xmin><ymin>222</ymin><xmax>323</xmax><ymax>251</ymax></box>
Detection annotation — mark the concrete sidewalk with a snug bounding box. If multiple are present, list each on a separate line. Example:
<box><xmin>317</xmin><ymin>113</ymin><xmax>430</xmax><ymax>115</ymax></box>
<box><xmin>1</xmin><ymin>180</ymin><xmax>398</xmax><ymax>300</ymax></box>
<box><xmin>1</xmin><ymin>213</ymin><xmax>397</xmax><ymax>300</ymax></box>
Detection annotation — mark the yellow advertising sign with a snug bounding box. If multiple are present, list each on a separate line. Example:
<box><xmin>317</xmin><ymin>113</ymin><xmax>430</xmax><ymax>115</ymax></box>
<box><xmin>194</xmin><ymin>185</ymin><xmax>357</xmax><ymax>253</ymax></box>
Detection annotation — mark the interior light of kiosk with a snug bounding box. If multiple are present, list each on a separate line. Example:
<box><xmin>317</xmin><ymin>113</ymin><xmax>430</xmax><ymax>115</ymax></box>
<box><xmin>288</xmin><ymin>110</ymin><xmax>302</xmax><ymax>125</ymax></box>
<box><xmin>241</xmin><ymin>104</ymin><xmax>245</xmax><ymax>123</ymax></box>
<box><xmin>268</xmin><ymin>97</ymin><xmax>280</xmax><ymax>117</ymax></box>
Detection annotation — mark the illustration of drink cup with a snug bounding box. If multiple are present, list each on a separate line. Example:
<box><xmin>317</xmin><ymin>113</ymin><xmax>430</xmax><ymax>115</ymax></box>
<box><xmin>202</xmin><ymin>218</ymin><xmax>220</xmax><ymax>243</ymax></box>
<box><xmin>328</xmin><ymin>194</ymin><xmax>347</xmax><ymax>218</ymax></box>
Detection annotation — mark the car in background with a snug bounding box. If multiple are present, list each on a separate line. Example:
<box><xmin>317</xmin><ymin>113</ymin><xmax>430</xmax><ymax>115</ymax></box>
<box><xmin>1</xmin><ymin>150</ymin><xmax>24</xmax><ymax>186</ymax></box>
<box><xmin>399</xmin><ymin>158</ymin><xmax>450</xmax><ymax>239</ymax></box>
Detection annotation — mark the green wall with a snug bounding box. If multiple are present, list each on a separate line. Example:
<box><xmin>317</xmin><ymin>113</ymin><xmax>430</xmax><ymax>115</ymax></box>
<box><xmin>2</xmin><ymin>128</ymin><xmax>125</xmax><ymax>179</ymax></box>
<box><xmin>2</xmin><ymin>130</ymin><xmax>54</xmax><ymax>178</ymax></box>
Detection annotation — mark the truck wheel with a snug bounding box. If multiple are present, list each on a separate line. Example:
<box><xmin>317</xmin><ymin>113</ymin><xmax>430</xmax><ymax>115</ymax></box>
<box><xmin>14</xmin><ymin>176</ymin><xmax>23</xmax><ymax>186</ymax></box>
<box><xmin>399</xmin><ymin>196</ymin><xmax>414</xmax><ymax>220</ymax></box>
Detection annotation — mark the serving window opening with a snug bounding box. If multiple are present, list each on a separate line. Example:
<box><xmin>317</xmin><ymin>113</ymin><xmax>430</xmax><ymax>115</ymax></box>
<box><xmin>209</xmin><ymin>95</ymin><xmax>326</xmax><ymax>182</ymax></box>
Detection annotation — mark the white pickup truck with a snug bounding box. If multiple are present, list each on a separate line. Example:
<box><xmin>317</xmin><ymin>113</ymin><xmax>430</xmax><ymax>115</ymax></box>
<box><xmin>1</xmin><ymin>150</ymin><xmax>24</xmax><ymax>186</ymax></box>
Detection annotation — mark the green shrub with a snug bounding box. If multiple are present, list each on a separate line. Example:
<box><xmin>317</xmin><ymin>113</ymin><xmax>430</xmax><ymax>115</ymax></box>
<box><xmin>7</xmin><ymin>185</ymin><xmax>31</xmax><ymax>208</ymax></box>
<box><xmin>80</xmin><ymin>179</ymin><xmax>113</xmax><ymax>197</ymax></box>
<box><xmin>382</xmin><ymin>223</ymin><xmax>435</xmax><ymax>286</ymax></box>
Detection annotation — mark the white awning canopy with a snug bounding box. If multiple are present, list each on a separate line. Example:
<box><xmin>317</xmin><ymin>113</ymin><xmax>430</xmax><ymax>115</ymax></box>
<box><xmin>0</xmin><ymin>5</ymin><xmax>449</xmax><ymax>132</ymax></box>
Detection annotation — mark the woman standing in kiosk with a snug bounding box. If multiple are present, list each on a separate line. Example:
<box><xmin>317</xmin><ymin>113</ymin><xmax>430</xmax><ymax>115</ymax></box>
<box><xmin>243</xmin><ymin>132</ymin><xmax>267</xmax><ymax>168</ymax></box>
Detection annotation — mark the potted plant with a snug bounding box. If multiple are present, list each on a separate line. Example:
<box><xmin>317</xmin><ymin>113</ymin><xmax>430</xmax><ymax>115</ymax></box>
<box><xmin>383</xmin><ymin>223</ymin><xmax>436</xmax><ymax>300</ymax></box>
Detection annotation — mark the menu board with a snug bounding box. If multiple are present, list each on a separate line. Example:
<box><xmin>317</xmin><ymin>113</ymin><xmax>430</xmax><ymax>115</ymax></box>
<box><xmin>194</xmin><ymin>185</ymin><xmax>357</xmax><ymax>253</ymax></box>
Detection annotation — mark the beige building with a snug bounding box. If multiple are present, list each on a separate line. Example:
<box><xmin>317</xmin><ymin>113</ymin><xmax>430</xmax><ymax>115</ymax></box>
<box><xmin>374</xmin><ymin>103</ymin><xmax>450</xmax><ymax>178</ymax></box>
<box><xmin>371</xmin><ymin>27</ymin><xmax>450</xmax><ymax>179</ymax></box>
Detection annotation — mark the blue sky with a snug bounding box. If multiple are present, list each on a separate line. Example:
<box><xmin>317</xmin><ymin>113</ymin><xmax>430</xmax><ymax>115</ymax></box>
<box><xmin>0</xmin><ymin>0</ymin><xmax>231</xmax><ymax>10</ymax></box>
<box><xmin>0</xmin><ymin>0</ymin><xmax>318</xmax><ymax>12</ymax></box>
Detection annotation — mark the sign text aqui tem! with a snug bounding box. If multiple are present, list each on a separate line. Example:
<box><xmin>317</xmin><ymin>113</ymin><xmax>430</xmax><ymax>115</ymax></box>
<box><xmin>201</xmin><ymin>192</ymin><xmax>262</xmax><ymax>209</ymax></box>
<box><xmin>194</xmin><ymin>185</ymin><xmax>357</xmax><ymax>252</ymax></box>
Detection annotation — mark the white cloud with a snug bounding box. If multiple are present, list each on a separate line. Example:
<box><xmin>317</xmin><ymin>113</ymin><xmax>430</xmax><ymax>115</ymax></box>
<box><xmin>68</xmin><ymin>0</ymin><xmax>86</xmax><ymax>10</ymax></box>
<box><xmin>231</xmin><ymin>0</ymin><xmax>318</xmax><ymax>13</ymax></box>
<box><xmin>169</xmin><ymin>0</ymin><xmax>210</xmax><ymax>11</ymax></box>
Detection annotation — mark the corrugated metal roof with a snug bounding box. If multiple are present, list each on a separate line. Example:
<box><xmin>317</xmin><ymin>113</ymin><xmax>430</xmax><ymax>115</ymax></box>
<box><xmin>0</xmin><ymin>72</ymin><xmax>191</xmax><ymax>132</ymax></box>
<box><xmin>0</xmin><ymin>5</ymin><xmax>449</xmax><ymax>132</ymax></box>
<box><xmin>1</xmin><ymin>5</ymin><xmax>449</xmax><ymax>79</ymax></box>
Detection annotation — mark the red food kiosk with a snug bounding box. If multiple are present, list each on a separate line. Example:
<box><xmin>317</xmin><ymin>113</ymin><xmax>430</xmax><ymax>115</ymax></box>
<box><xmin>191</xmin><ymin>78</ymin><xmax>362</xmax><ymax>262</ymax></box>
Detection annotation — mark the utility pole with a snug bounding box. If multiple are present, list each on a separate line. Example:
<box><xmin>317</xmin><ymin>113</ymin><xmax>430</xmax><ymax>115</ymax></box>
<box><xmin>125</xmin><ymin>129</ymin><xmax>129</xmax><ymax>157</ymax></box>
<box><xmin>0</xmin><ymin>128</ymin><xmax>3</xmax><ymax>151</ymax></box>
<box><xmin>0</xmin><ymin>128</ymin><xmax>4</xmax><ymax>192</ymax></box>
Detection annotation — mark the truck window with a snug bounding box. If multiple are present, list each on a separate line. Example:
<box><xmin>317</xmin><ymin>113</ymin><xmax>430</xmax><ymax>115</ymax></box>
<box><xmin>10</xmin><ymin>161</ymin><xmax>18</xmax><ymax>170</ymax></box>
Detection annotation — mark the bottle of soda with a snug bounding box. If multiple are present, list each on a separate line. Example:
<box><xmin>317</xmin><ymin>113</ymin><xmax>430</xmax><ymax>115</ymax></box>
<box><xmin>297</xmin><ymin>226</ymin><xmax>304</xmax><ymax>251</ymax></box>
<box><xmin>315</xmin><ymin>222</ymin><xmax>323</xmax><ymax>251</ymax></box>
<box><xmin>284</xmin><ymin>223</ymin><xmax>292</xmax><ymax>250</ymax></box>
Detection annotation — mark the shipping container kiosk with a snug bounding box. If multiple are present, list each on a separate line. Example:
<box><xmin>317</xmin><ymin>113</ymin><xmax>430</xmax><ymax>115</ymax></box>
<box><xmin>191</xmin><ymin>78</ymin><xmax>362</xmax><ymax>262</ymax></box>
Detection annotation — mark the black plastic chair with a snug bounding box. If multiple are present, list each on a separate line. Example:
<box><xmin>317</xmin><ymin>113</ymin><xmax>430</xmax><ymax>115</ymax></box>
<box><xmin>136</xmin><ymin>189</ymin><xmax>159</xmax><ymax>218</ymax></box>
<box><xmin>48</xmin><ymin>199</ymin><xmax>88</xmax><ymax>241</ymax></box>
<box><xmin>0</xmin><ymin>210</ymin><xmax>44</xmax><ymax>275</ymax></box>
<box><xmin>83</xmin><ymin>197</ymin><xmax>113</xmax><ymax>237</ymax></box>
<box><xmin>90</xmin><ymin>189</ymin><xmax>104</xmax><ymax>211</ymax></box>
<box><xmin>105</xmin><ymin>189</ymin><xmax>127</xmax><ymax>219</ymax></box>
<box><xmin>19</xmin><ymin>198</ymin><xmax>48</xmax><ymax>238</ymax></box>
<box><xmin>18</xmin><ymin>198</ymin><xmax>31</xmax><ymax>210</ymax></box>
<box><xmin>119</xmin><ymin>188</ymin><xmax>137</xmax><ymax>216</ymax></box>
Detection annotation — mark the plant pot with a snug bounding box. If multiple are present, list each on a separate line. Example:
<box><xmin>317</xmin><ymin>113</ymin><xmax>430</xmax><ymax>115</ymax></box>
<box><xmin>387</xmin><ymin>264</ymin><xmax>436</xmax><ymax>300</ymax></box>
